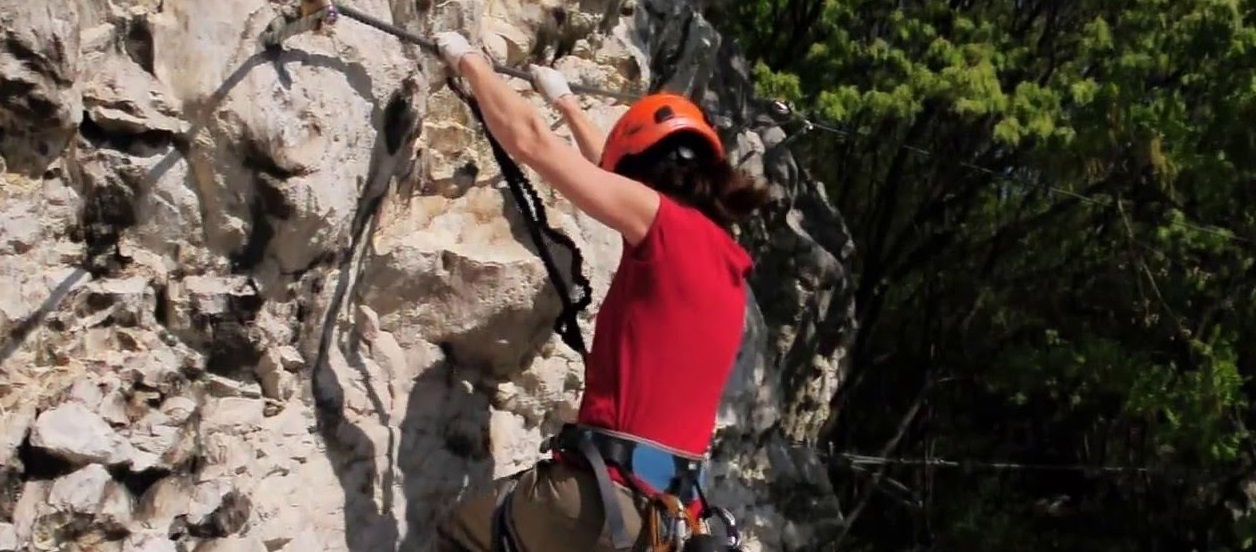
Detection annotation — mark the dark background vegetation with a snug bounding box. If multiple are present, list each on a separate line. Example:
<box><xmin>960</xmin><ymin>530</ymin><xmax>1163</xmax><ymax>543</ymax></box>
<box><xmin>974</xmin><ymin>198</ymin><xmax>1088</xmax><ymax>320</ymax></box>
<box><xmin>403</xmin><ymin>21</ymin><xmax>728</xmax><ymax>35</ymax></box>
<box><xmin>706</xmin><ymin>1</ymin><xmax>1256</xmax><ymax>550</ymax></box>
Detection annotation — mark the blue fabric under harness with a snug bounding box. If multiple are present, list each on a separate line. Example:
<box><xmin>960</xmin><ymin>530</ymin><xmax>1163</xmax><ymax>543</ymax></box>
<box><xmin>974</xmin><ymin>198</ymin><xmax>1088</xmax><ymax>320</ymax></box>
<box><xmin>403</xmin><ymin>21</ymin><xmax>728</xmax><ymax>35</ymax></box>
<box><xmin>611</xmin><ymin>430</ymin><xmax>710</xmax><ymax>503</ymax></box>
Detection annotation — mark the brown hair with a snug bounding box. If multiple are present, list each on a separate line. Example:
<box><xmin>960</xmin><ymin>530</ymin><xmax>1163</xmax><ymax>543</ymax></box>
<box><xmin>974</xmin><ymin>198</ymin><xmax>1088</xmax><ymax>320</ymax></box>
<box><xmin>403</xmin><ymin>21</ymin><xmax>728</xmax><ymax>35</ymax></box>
<box><xmin>612</xmin><ymin>132</ymin><xmax>770</xmax><ymax>229</ymax></box>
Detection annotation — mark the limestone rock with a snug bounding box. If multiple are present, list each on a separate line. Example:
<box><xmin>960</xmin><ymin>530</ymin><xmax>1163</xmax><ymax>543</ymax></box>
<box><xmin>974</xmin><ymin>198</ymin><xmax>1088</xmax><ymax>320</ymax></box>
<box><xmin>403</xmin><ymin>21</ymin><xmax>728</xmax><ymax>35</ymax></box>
<box><xmin>204</xmin><ymin>374</ymin><xmax>263</xmax><ymax>399</ymax></box>
<box><xmin>69</xmin><ymin>277</ymin><xmax>159</xmax><ymax>331</ymax></box>
<box><xmin>201</xmin><ymin>397</ymin><xmax>266</xmax><ymax>434</ymax></box>
<box><xmin>0</xmin><ymin>522</ymin><xmax>16</xmax><ymax>552</ymax></box>
<box><xmin>124</xmin><ymin>406</ymin><xmax>198</xmax><ymax>473</ymax></box>
<box><xmin>0</xmin><ymin>204</ymin><xmax>42</xmax><ymax>256</ymax></box>
<box><xmin>10</xmin><ymin>481</ymin><xmax>47</xmax><ymax>548</ymax></box>
<box><xmin>0</xmin><ymin>407</ymin><xmax>35</xmax><ymax>469</ymax></box>
<box><xmin>173</xmin><ymin>482</ymin><xmax>251</xmax><ymax>540</ymax></box>
<box><xmin>30</xmin><ymin>403</ymin><xmax>127</xmax><ymax>466</ymax></box>
<box><xmin>175</xmin><ymin>276</ymin><xmax>256</xmax><ymax>318</ymax></box>
<box><xmin>192</xmin><ymin>535</ymin><xmax>268</xmax><ymax>552</ymax></box>
<box><xmin>134</xmin><ymin>475</ymin><xmax>194</xmax><ymax>531</ymax></box>
<box><xmin>0</xmin><ymin>0</ymin><xmax>86</xmax><ymax>175</ymax></box>
<box><xmin>121</xmin><ymin>347</ymin><xmax>189</xmax><ymax>396</ymax></box>
<box><xmin>47</xmin><ymin>464</ymin><xmax>134</xmax><ymax>531</ymax></box>
<box><xmin>66</xmin><ymin>377</ymin><xmax>107</xmax><ymax>411</ymax></box>
<box><xmin>255</xmin><ymin>347</ymin><xmax>300</xmax><ymax>402</ymax></box>
<box><xmin>82</xmin><ymin>55</ymin><xmax>187</xmax><ymax>138</ymax></box>
<box><xmin>121</xmin><ymin>530</ymin><xmax>179</xmax><ymax>552</ymax></box>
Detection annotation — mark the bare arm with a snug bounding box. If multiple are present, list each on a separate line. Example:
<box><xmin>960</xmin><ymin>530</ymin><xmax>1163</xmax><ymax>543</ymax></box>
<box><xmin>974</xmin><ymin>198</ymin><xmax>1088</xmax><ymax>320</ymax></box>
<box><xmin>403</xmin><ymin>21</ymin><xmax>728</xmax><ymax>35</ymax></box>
<box><xmin>554</xmin><ymin>96</ymin><xmax>606</xmax><ymax>164</ymax></box>
<box><xmin>457</xmin><ymin>54</ymin><xmax>660</xmax><ymax>245</ymax></box>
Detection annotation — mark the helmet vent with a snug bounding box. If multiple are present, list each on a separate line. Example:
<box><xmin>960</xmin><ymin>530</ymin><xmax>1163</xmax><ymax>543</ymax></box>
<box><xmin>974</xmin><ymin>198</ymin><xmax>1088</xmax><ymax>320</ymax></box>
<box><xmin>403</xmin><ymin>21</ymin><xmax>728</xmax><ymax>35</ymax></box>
<box><xmin>653</xmin><ymin>105</ymin><xmax>676</xmax><ymax>123</ymax></box>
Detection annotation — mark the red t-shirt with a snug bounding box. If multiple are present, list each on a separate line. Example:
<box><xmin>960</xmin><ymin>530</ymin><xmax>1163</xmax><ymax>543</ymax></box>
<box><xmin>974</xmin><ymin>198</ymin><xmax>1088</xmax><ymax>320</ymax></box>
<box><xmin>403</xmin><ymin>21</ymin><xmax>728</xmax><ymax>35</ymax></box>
<box><xmin>577</xmin><ymin>194</ymin><xmax>753</xmax><ymax>456</ymax></box>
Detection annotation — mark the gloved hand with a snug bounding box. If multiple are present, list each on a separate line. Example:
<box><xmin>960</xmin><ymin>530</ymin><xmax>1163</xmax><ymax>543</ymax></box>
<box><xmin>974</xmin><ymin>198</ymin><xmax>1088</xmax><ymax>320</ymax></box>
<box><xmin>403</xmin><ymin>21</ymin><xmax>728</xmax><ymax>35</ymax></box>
<box><xmin>434</xmin><ymin>31</ymin><xmax>479</xmax><ymax>73</ymax></box>
<box><xmin>527</xmin><ymin>64</ymin><xmax>573</xmax><ymax>105</ymax></box>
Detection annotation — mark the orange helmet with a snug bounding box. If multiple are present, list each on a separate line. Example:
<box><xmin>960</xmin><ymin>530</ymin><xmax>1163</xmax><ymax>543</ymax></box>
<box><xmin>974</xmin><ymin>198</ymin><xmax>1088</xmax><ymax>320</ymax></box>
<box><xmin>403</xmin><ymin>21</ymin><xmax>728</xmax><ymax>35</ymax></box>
<box><xmin>598</xmin><ymin>93</ymin><xmax>726</xmax><ymax>172</ymax></box>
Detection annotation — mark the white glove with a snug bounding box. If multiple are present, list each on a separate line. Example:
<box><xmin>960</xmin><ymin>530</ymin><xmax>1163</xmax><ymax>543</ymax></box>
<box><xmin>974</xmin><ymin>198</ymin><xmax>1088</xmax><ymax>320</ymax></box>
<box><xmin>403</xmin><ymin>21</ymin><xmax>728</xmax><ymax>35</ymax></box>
<box><xmin>528</xmin><ymin>64</ymin><xmax>573</xmax><ymax>104</ymax></box>
<box><xmin>434</xmin><ymin>32</ymin><xmax>478</xmax><ymax>72</ymax></box>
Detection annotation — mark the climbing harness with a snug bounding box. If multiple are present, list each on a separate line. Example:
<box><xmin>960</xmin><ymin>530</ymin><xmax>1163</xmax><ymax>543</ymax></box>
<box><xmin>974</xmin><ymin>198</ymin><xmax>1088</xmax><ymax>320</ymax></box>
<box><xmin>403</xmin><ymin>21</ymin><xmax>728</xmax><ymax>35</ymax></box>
<box><xmin>488</xmin><ymin>423</ymin><xmax>746</xmax><ymax>552</ymax></box>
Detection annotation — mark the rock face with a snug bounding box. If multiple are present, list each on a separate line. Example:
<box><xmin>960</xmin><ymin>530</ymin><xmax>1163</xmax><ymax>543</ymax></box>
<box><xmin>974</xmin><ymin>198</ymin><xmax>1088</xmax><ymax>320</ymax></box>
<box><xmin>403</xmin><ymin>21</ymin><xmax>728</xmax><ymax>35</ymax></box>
<box><xmin>0</xmin><ymin>0</ymin><xmax>855</xmax><ymax>551</ymax></box>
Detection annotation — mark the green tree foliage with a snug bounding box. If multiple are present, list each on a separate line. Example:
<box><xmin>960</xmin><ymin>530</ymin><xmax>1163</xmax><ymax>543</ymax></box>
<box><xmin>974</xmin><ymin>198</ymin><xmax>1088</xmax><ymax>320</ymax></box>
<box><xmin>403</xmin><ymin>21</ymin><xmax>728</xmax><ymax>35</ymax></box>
<box><xmin>708</xmin><ymin>0</ymin><xmax>1256</xmax><ymax>550</ymax></box>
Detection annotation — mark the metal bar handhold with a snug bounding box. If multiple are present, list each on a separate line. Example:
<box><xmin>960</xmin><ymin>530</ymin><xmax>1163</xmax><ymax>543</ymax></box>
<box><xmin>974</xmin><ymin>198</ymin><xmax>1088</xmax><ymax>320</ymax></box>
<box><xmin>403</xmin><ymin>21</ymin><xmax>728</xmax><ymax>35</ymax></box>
<box><xmin>333</xmin><ymin>3</ymin><xmax>642</xmax><ymax>100</ymax></box>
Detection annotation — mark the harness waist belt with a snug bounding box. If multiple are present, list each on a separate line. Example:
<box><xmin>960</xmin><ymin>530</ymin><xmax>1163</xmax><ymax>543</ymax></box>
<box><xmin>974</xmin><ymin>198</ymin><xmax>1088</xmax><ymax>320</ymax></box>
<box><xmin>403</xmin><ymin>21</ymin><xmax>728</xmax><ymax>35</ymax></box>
<box><xmin>542</xmin><ymin>423</ymin><xmax>707</xmax><ymax>551</ymax></box>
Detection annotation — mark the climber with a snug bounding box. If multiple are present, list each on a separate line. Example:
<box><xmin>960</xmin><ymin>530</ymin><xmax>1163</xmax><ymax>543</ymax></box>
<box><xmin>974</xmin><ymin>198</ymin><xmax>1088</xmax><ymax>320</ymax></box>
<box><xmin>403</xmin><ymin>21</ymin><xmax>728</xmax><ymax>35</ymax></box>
<box><xmin>431</xmin><ymin>31</ymin><xmax>768</xmax><ymax>552</ymax></box>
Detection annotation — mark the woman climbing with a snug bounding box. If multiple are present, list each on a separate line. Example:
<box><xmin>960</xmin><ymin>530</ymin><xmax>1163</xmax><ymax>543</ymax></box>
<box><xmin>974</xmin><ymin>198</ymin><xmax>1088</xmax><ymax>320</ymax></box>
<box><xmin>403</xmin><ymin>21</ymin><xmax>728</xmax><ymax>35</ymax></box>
<box><xmin>431</xmin><ymin>31</ymin><xmax>768</xmax><ymax>552</ymax></box>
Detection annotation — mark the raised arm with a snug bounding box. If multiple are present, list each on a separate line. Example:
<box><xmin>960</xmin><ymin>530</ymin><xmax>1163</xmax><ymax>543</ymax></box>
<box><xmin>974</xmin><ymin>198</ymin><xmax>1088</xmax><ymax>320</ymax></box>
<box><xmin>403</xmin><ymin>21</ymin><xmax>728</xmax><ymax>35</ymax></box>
<box><xmin>555</xmin><ymin>96</ymin><xmax>607</xmax><ymax>164</ymax></box>
<box><xmin>435</xmin><ymin>33</ymin><xmax>660</xmax><ymax>246</ymax></box>
<box><xmin>528</xmin><ymin>65</ymin><xmax>607</xmax><ymax>164</ymax></box>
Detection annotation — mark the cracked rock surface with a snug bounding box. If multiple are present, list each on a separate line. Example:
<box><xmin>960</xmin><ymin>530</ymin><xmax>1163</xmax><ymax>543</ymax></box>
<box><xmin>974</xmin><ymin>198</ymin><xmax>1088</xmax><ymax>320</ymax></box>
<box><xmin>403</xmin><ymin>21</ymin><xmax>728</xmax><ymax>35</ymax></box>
<box><xmin>0</xmin><ymin>0</ymin><xmax>854</xmax><ymax>551</ymax></box>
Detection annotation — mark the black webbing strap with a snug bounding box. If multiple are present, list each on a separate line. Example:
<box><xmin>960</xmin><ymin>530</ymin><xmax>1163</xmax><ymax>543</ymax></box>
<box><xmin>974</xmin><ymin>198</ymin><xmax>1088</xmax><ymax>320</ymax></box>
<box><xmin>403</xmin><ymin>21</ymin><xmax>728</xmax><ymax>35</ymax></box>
<box><xmin>446</xmin><ymin>76</ymin><xmax>593</xmax><ymax>356</ymax></box>
<box><xmin>491</xmin><ymin>476</ymin><xmax>521</xmax><ymax>552</ymax></box>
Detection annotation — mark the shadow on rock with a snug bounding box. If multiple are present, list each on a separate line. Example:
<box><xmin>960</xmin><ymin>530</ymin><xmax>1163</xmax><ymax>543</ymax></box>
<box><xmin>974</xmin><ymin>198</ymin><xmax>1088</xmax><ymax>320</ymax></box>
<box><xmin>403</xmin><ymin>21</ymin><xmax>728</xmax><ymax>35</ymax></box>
<box><xmin>0</xmin><ymin>268</ymin><xmax>89</xmax><ymax>367</ymax></box>
<box><xmin>305</xmin><ymin>106</ymin><xmax>401</xmax><ymax>552</ymax></box>
<box><xmin>310</xmin><ymin>260</ymin><xmax>400</xmax><ymax>552</ymax></box>
<box><xmin>398</xmin><ymin>346</ymin><xmax>496</xmax><ymax>552</ymax></box>
<box><xmin>293</xmin><ymin>41</ymin><xmax>437</xmax><ymax>550</ymax></box>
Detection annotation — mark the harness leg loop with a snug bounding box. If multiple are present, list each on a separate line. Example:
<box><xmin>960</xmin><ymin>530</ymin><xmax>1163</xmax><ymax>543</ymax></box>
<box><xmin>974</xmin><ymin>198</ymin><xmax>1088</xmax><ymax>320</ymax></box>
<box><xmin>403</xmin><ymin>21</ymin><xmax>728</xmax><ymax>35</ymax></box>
<box><xmin>578</xmin><ymin>433</ymin><xmax>636</xmax><ymax>550</ymax></box>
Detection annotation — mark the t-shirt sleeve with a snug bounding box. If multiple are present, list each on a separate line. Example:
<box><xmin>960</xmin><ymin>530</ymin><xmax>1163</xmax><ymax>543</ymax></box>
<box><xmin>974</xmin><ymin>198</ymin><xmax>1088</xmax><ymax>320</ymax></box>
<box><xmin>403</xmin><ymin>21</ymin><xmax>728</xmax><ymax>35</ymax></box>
<box><xmin>623</xmin><ymin>193</ymin><xmax>682</xmax><ymax>264</ymax></box>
